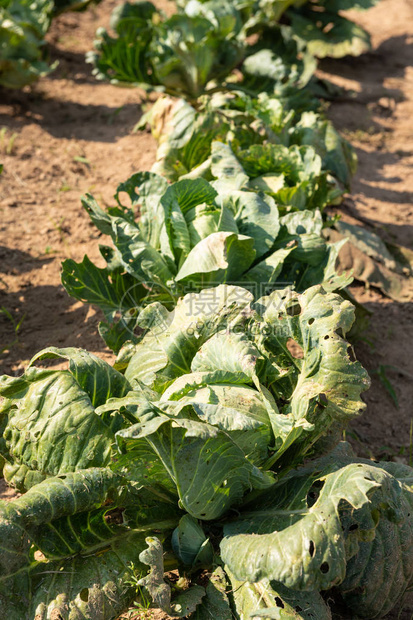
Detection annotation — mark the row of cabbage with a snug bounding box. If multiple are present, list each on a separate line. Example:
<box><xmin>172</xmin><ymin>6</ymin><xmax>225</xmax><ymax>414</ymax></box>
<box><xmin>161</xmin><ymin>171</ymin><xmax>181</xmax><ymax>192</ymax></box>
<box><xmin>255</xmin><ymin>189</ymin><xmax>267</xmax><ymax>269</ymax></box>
<box><xmin>2</xmin><ymin>1</ymin><xmax>413</xmax><ymax>619</ymax></box>
<box><xmin>63</xmin><ymin>0</ymin><xmax>413</xmax><ymax>322</ymax></box>
<box><xmin>61</xmin><ymin>0</ymin><xmax>363</xmax><ymax>351</ymax></box>
<box><xmin>0</xmin><ymin>0</ymin><xmax>380</xmax><ymax>88</ymax></box>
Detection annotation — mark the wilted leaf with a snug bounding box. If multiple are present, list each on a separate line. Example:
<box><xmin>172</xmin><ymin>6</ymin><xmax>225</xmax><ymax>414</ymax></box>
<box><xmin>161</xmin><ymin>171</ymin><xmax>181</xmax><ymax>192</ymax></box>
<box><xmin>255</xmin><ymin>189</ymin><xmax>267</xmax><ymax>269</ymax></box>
<box><xmin>326</xmin><ymin>225</ymin><xmax>413</xmax><ymax>301</ymax></box>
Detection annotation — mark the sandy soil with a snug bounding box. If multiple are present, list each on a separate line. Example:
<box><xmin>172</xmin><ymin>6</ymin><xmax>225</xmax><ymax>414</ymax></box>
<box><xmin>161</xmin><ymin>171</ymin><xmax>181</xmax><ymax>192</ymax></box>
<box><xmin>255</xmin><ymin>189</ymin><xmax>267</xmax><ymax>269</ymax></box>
<box><xmin>0</xmin><ymin>0</ymin><xmax>413</xmax><ymax>617</ymax></box>
<box><xmin>0</xmin><ymin>0</ymin><xmax>163</xmax><ymax>373</ymax></box>
<box><xmin>323</xmin><ymin>0</ymin><xmax>413</xmax><ymax>470</ymax></box>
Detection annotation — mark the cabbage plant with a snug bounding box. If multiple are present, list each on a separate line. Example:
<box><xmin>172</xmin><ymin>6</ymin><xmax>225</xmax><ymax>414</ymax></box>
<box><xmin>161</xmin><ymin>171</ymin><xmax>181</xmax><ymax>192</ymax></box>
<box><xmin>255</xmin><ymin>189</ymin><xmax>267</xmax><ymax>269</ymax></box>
<box><xmin>87</xmin><ymin>0</ymin><xmax>381</xmax><ymax>109</ymax></box>
<box><xmin>112</xmin><ymin>283</ymin><xmax>370</xmax><ymax>472</ymax></box>
<box><xmin>1</xmin><ymin>285</ymin><xmax>412</xmax><ymax>619</ymax></box>
<box><xmin>210</xmin><ymin>141</ymin><xmax>343</xmax><ymax>210</ymax></box>
<box><xmin>0</xmin><ymin>0</ymin><xmax>54</xmax><ymax>88</ymax></box>
<box><xmin>139</xmin><ymin>92</ymin><xmax>413</xmax><ymax>303</ymax></box>
<box><xmin>61</xmin><ymin>174</ymin><xmax>350</xmax><ymax>352</ymax></box>
<box><xmin>285</xmin><ymin>0</ymin><xmax>381</xmax><ymax>59</ymax></box>
<box><xmin>87</xmin><ymin>0</ymin><xmax>343</xmax><ymax>103</ymax></box>
<box><xmin>0</xmin><ymin>0</ymin><xmax>101</xmax><ymax>88</ymax></box>
<box><xmin>88</xmin><ymin>1</ymin><xmax>245</xmax><ymax>101</ymax></box>
<box><xmin>179</xmin><ymin>0</ymin><xmax>381</xmax><ymax>58</ymax></box>
<box><xmin>141</xmin><ymin>92</ymin><xmax>356</xmax><ymax>193</ymax></box>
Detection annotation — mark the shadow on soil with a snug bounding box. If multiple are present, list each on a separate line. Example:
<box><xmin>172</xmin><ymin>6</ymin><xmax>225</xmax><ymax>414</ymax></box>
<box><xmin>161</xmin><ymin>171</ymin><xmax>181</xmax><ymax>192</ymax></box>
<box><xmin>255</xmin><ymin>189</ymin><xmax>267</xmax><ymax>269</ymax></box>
<box><xmin>339</xmin><ymin>177</ymin><xmax>413</xmax><ymax>248</ymax></box>
<box><xmin>0</xmin><ymin>246</ymin><xmax>53</xmax><ymax>275</ymax></box>
<box><xmin>353</xmin><ymin>145</ymin><xmax>412</xmax><ymax>201</ymax></box>
<box><xmin>322</xmin><ymin>34</ymin><xmax>413</xmax><ymax>134</ymax></box>
<box><xmin>0</xmin><ymin>85</ymin><xmax>143</xmax><ymax>143</ymax></box>
<box><xmin>0</xmin><ymin>35</ymin><xmax>144</xmax><ymax>142</ymax></box>
<box><xmin>47</xmin><ymin>45</ymin><xmax>101</xmax><ymax>85</ymax></box>
<box><xmin>321</xmin><ymin>34</ymin><xmax>413</xmax><ymax>88</ymax></box>
<box><xmin>323</xmin><ymin>33</ymin><xmax>413</xmax><ymax>248</ymax></box>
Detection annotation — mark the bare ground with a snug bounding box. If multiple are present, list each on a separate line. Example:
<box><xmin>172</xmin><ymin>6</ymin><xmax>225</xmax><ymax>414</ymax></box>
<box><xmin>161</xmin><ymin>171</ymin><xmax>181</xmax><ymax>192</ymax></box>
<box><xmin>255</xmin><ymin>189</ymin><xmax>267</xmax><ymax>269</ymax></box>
<box><xmin>324</xmin><ymin>0</ymin><xmax>413</xmax><ymax>470</ymax></box>
<box><xmin>0</xmin><ymin>0</ymin><xmax>413</xmax><ymax>617</ymax></box>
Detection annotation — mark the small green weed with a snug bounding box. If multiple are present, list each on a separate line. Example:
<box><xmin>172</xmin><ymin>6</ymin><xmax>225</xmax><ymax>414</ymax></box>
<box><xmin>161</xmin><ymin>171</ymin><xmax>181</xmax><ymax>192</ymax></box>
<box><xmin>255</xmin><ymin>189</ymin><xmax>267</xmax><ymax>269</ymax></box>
<box><xmin>395</xmin><ymin>421</ymin><xmax>413</xmax><ymax>467</ymax></box>
<box><xmin>58</xmin><ymin>180</ymin><xmax>71</xmax><ymax>192</ymax></box>
<box><xmin>49</xmin><ymin>217</ymin><xmax>72</xmax><ymax>256</ymax></box>
<box><xmin>0</xmin><ymin>127</ymin><xmax>18</xmax><ymax>155</ymax></box>
<box><xmin>124</xmin><ymin>563</ymin><xmax>154</xmax><ymax>619</ymax></box>
<box><xmin>73</xmin><ymin>155</ymin><xmax>91</xmax><ymax>166</ymax></box>
<box><xmin>0</xmin><ymin>306</ymin><xmax>25</xmax><ymax>354</ymax></box>
<box><xmin>374</xmin><ymin>364</ymin><xmax>399</xmax><ymax>408</ymax></box>
<box><xmin>373</xmin><ymin>365</ymin><xmax>413</xmax><ymax>409</ymax></box>
<box><xmin>106</xmin><ymin>105</ymin><xmax>126</xmax><ymax>125</ymax></box>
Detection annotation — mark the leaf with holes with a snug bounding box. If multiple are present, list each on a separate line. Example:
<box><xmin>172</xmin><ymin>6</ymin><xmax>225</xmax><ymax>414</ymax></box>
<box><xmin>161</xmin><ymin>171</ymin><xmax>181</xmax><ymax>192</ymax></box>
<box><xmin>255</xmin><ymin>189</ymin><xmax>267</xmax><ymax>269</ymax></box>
<box><xmin>220</xmin><ymin>442</ymin><xmax>413</xmax><ymax>618</ymax></box>
<box><xmin>106</xmin><ymin>283</ymin><xmax>369</xmax><ymax>477</ymax></box>
<box><xmin>0</xmin><ymin>467</ymin><xmax>181</xmax><ymax>619</ymax></box>
<box><xmin>288</xmin><ymin>8</ymin><xmax>372</xmax><ymax>59</ymax></box>
<box><xmin>226</xmin><ymin>567</ymin><xmax>332</xmax><ymax>619</ymax></box>
<box><xmin>0</xmin><ymin>347</ymin><xmax>131</xmax><ymax>490</ymax></box>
